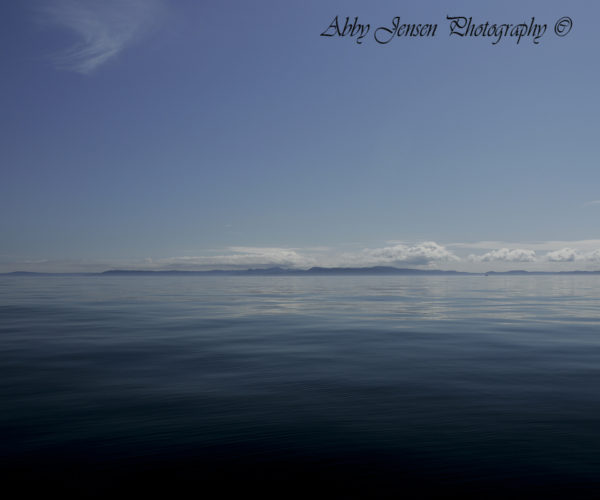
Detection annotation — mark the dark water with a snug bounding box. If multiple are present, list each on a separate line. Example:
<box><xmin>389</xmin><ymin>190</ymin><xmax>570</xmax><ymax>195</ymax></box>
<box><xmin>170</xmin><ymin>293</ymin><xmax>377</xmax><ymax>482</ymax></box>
<box><xmin>2</xmin><ymin>275</ymin><xmax>600</xmax><ymax>497</ymax></box>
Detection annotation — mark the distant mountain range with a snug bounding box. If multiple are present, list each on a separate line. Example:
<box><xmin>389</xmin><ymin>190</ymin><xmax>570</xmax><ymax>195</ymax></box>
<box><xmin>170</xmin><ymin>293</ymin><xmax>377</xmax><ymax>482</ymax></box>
<box><xmin>3</xmin><ymin>266</ymin><xmax>600</xmax><ymax>276</ymax></box>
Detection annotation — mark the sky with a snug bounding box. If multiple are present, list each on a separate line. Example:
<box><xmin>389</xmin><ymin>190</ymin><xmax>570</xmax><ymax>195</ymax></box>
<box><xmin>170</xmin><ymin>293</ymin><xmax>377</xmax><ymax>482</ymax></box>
<box><xmin>1</xmin><ymin>0</ymin><xmax>599</xmax><ymax>273</ymax></box>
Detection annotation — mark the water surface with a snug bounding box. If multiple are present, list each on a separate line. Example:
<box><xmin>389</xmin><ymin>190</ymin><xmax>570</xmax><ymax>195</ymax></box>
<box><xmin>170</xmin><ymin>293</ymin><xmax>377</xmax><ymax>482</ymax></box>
<box><xmin>2</xmin><ymin>275</ymin><xmax>600</xmax><ymax>497</ymax></box>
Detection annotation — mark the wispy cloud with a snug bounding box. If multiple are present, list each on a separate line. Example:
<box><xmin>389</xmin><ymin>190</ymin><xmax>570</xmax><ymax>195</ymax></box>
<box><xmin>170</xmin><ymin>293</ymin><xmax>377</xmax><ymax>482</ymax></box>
<box><xmin>449</xmin><ymin>239</ymin><xmax>600</xmax><ymax>252</ymax></box>
<box><xmin>149</xmin><ymin>247</ymin><xmax>317</xmax><ymax>271</ymax></box>
<box><xmin>585</xmin><ymin>200</ymin><xmax>600</xmax><ymax>206</ymax></box>
<box><xmin>37</xmin><ymin>0</ymin><xmax>165</xmax><ymax>73</ymax></box>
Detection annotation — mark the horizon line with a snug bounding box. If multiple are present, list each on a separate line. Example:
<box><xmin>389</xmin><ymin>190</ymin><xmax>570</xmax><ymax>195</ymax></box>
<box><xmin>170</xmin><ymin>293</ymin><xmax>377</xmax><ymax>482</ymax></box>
<box><xmin>3</xmin><ymin>266</ymin><xmax>600</xmax><ymax>276</ymax></box>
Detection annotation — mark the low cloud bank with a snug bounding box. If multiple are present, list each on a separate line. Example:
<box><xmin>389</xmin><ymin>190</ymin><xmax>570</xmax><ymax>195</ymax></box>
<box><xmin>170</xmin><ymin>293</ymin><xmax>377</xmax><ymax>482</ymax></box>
<box><xmin>4</xmin><ymin>240</ymin><xmax>600</xmax><ymax>273</ymax></box>
<box><xmin>468</xmin><ymin>248</ymin><xmax>536</xmax><ymax>263</ymax></box>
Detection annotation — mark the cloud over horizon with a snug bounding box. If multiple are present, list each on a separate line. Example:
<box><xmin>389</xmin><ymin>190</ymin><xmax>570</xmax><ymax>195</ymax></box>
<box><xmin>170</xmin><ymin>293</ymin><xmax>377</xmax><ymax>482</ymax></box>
<box><xmin>546</xmin><ymin>248</ymin><xmax>577</xmax><ymax>262</ymax></box>
<box><xmin>106</xmin><ymin>242</ymin><xmax>461</xmax><ymax>271</ymax></box>
<box><xmin>342</xmin><ymin>242</ymin><xmax>459</xmax><ymax>267</ymax></box>
<box><xmin>468</xmin><ymin>248</ymin><xmax>537</xmax><ymax>263</ymax></box>
<box><xmin>148</xmin><ymin>247</ymin><xmax>316</xmax><ymax>271</ymax></box>
<box><xmin>544</xmin><ymin>248</ymin><xmax>600</xmax><ymax>263</ymax></box>
<box><xmin>3</xmin><ymin>240</ymin><xmax>600</xmax><ymax>273</ymax></box>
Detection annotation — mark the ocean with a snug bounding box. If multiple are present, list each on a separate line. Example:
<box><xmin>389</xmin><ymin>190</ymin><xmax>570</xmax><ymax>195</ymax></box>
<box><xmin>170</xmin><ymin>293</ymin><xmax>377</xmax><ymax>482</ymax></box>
<box><xmin>2</xmin><ymin>274</ymin><xmax>600</xmax><ymax>497</ymax></box>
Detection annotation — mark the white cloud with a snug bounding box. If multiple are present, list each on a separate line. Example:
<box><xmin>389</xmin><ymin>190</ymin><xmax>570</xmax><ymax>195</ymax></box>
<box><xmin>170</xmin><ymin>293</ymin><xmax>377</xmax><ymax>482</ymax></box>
<box><xmin>468</xmin><ymin>248</ymin><xmax>537</xmax><ymax>263</ymax></box>
<box><xmin>545</xmin><ymin>248</ymin><xmax>577</xmax><ymax>262</ymax></box>
<box><xmin>542</xmin><ymin>248</ymin><xmax>600</xmax><ymax>263</ymax></box>
<box><xmin>583</xmin><ymin>249</ymin><xmax>600</xmax><ymax>262</ymax></box>
<box><xmin>341</xmin><ymin>242</ymin><xmax>459</xmax><ymax>267</ymax></box>
<box><xmin>38</xmin><ymin>0</ymin><xmax>165</xmax><ymax>73</ymax></box>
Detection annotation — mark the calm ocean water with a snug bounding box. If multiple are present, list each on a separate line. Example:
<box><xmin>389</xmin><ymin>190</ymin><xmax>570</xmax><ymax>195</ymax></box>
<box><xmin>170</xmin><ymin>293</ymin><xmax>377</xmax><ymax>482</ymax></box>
<box><xmin>2</xmin><ymin>275</ymin><xmax>600</xmax><ymax>497</ymax></box>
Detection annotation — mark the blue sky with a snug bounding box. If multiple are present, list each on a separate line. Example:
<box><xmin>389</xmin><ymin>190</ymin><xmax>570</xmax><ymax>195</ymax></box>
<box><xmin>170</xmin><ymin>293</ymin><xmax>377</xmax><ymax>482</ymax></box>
<box><xmin>2</xmin><ymin>0</ymin><xmax>599</xmax><ymax>272</ymax></box>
